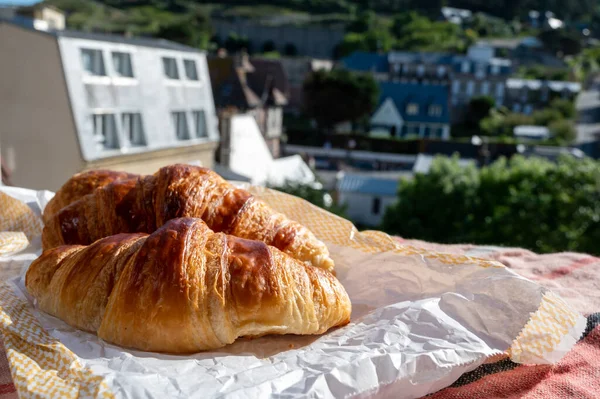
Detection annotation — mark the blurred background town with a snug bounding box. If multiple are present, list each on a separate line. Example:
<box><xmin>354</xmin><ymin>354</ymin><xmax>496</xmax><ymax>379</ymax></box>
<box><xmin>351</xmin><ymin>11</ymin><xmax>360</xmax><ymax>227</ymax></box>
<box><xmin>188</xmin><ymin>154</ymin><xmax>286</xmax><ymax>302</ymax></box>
<box><xmin>1</xmin><ymin>0</ymin><xmax>600</xmax><ymax>255</ymax></box>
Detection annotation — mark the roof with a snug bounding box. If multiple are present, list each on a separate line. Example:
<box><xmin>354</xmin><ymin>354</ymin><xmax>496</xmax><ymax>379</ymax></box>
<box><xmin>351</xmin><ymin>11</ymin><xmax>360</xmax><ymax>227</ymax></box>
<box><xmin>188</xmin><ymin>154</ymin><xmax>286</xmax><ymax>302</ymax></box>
<box><xmin>452</xmin><ymin>55</ymin><xmax>513</xmax><ymax>74</ymax></box>
<box><xmin>507</xmin><ymin>78</ymin><xmax>581</xmax><ymax>93</ymax></box>
<box><xmin>377</xmin><ymin>82</ymin><xmax>450</xmax><ymax>124</ymax></box>
<box><xmin>340</xmin><ymin>51</ymin><xmax>389</xmax><ymax>73</ymax></box>
<box><xmin>441</xmin><ymin>6</ymin><xmax>472</xmax><ymax>19</ymax></box>
<box><xmin>247</xmin><ymin>57</ymin><xmax>290</xmax><ymax>106</ymax></box>
<box><xmin>514</xmin><ymin>125</ymin><xmax>550</xmax><ymax>138</ymax></box>
<box><xmin>337</xmin><ymin>173</ymin><xmax>399</xmax><ymax>196</ymax></box>
<box><xmin>55</xmin><ymin>30</ymin><xmax>203</xmax><ymax>53</ymax></box>
<box><xmin>212</xmin><ymin>164</ymin><xmax>252</xmax><ymax>182</ymax></box>
<box><xmin>476</xmin><ymin>38</ymin><xmax>522</xmax><ymax>50</ymax></box>
<box><xmin>413</xmin><ymin>154</ymin><xmax>475</xmax><ymax>174</ymax></box>
<box><xmin>388</xmin><ymin>51</ymin><xmax>454</xmax><ymax>65</ymax></box>
<box><xmin>1</xmin><ymin>18</ymin><xmax>203</xmax><ymax>53</ymax></box>
<box><xmin>208</xmin><ymin>55</ymin><xmax>289</xmax><ymax>109</ymax></box>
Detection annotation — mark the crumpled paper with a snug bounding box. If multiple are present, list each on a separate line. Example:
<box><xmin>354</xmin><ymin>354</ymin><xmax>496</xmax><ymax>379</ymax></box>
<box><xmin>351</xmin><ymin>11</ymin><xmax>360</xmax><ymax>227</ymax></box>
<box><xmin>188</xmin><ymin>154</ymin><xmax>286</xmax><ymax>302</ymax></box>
<box><xmin>0</xmin><ymin>185</ymin><xmax>586</xmax><ymax>399</ymax></box>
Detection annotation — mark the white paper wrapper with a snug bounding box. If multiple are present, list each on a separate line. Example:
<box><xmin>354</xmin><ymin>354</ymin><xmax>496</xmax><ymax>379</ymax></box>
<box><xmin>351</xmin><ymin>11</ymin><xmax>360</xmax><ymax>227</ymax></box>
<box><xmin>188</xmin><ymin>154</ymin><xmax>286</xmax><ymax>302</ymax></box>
<box><xmin>0</xmin><ymin>186</ymin><xmax>586</xmax><ymax>399</ymax></box>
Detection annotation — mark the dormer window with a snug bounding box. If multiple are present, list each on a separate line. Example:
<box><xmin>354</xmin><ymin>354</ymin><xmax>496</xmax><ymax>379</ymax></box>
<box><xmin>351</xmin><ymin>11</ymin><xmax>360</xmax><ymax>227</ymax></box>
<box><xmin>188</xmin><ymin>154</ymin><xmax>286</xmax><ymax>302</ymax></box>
<box><xmin>428</xmin><ymin>105</ymin><xmax>442</xmax><ymax>117</ymax></box>
<box><xmin>475</xmin><ymin>63</ymin><xmax>486</xmax><ymax>79</ymax></box>
<box><xmin>81</xmin><ymin>49</ymin><xmax>106</xmax><ymax>76</ymax></box>
<box><xmin>406</xmin><ymin>103</ymin><xmax>419</xmax><ymax>115</ymax></box>
<box><xmin>461</xmin><ymin>60</ymin><xmax>470</xmax><ymax>73</ymax></box>
<box><xmin>162</xmin><ymin>57</ymin><xmax>179</xmax><ymax>79</ymax></box>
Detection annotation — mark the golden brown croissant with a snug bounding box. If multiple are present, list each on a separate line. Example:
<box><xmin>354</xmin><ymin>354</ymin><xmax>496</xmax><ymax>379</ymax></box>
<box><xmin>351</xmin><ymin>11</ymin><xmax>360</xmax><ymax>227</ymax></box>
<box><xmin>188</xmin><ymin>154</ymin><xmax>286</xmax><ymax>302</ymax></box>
<box><xmin>43</xmin><ymin>164</ymin><xmax>334</xmax><ymax>271</ymax></box>
<box><xmin>43</xmin><ymin>170</ymin><xmax>136</xmax><ymax>224</ymax></box>
<box><xmin>27</xmin><ymin>218</ymin><xmax>351</xmax><ymax>353</ymax></box>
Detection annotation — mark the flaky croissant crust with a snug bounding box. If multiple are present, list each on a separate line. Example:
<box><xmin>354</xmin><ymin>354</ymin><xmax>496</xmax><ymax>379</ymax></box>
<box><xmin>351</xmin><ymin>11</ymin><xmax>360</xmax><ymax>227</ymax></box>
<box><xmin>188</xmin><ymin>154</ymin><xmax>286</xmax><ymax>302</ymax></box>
<box><xmin>27</xmin><ymin>218</ymin><xmax>351</xmax><ymax>353</ymax></box>
<box><xmin>43</xmin><ymin>164</ymin><xmax>334</xmax><ymax>271</ymax></box>
<box><xmin>43</xmin><ymin>170</ymin><xmax>136</xmax><ymax>224</ymax></box>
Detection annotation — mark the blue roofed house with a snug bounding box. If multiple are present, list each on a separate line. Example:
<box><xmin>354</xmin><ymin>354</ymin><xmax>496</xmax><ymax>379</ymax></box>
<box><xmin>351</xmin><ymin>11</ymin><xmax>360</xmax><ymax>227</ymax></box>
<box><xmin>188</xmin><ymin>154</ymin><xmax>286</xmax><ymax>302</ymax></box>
<box><xmin>370</xmin><ymin>82</ymin><xmax>451</xmax><ymax>140</ymax></box>
<box><xmin>341</xmin><ymin>48</ymin><xmax>512</xmax><ymax>125</ymax></box>
<box><xmin>340</xmin><ymin>51</ymin><xmax>390</xmax><ymax>80</ymax></box>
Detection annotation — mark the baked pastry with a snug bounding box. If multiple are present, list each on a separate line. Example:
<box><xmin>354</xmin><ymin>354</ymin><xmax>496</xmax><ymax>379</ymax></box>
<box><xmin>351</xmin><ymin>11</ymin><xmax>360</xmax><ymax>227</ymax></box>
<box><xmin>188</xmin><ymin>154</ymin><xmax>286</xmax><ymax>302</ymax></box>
<box><xmin>43</xmin><ymin>170</ymin><xmax>136</xmax><ymax>224</ymax></box>
<box><xmin>42</xmin><ymin>164</ymin><xmax>334</xmax><ymax>271</ymax></box>
<box><xmin>27</xmin><ymin>218</ymin><xmax>351</xmax><ymax>353</ymax></box>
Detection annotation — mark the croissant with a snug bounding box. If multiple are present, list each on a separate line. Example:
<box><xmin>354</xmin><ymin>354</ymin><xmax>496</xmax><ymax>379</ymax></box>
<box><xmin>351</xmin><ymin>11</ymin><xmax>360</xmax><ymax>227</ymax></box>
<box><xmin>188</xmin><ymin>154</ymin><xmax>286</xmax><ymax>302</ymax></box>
<box><xmin>27</xmin><ymin>218</ymin><xmax>351</xmax><ymax>353</ymax></box>
<box><xmin>42</xmin><ymin>164</ymin><xmax>334</xmax><ymax>271</ymax></box>
<box><xmin>43</xmin><ymin>170</ymin><xmax>136</xmax><ymax>224</ymax></box>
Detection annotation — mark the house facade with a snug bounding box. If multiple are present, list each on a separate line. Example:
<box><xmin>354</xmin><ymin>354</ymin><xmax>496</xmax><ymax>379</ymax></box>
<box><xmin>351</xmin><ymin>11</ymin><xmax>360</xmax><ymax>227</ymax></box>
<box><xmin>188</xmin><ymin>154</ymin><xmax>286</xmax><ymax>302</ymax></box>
<box><xmin>280</xmin><ymin>56</ymin><xmax>332</xmax><ymax>113</ymax></box>
<box><xmin>505</xmin><ymin>78</ymin><xmax>581</xmax><ymax>114</ymax></box>
<box><xmin>218</xmin><ymin>112</ymin><xmax>317</xmax><ymax>187</ymax></box>
<box><xmin>387</xmin><ymin>52</ymin><xmax>453</xmax><ymax>85</ymax></box>
<box><xmin>0</xmin><ymin>21</ymin><xmax>219</xmax><ymax>190</ymax></box>
<box><xmin>336</xmin><ymin>172</ymin><xmax>401</xmax><ymax>227</ymax></box>
<box><xmin>341</xmin><ymin>48</ymin><xmax>513</xmax><ymax>125</ymax></box>
<box><xmin>208</xmin><ymin>54</ymin><xmax>289</xmax><ymax>158</ymax></box>
<box><xmin>370</xmin><ymin>82</ymin><xmax>451</xmax><ymax>140</ymax></box>
<box><xmin>450</xmin><ymin>45</ymin><xmax>513</xmax><ymax>121</ymax></box>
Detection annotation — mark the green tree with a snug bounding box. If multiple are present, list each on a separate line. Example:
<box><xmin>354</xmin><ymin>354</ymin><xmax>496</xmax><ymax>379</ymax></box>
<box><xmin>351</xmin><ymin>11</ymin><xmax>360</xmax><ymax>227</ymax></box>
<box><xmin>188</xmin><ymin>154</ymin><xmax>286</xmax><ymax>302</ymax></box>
<box><xmin>480</xmin><ymin>110</ymin><xmax>534</xmax><ymax>137</ymax></box>
<box><xmin>335</xmin><ymin>29</ymin><xmax>393</xmax><ymax>58</ymax></box>
<box><xmin>382</xmin><ymin>155</ymin><xmax>600</xmax><ymax>255</ymax></box>
<box><xmin>154</xmin><ymin>10</ymin><xmax>212</xmax><ymax>49</ymax></box>
<box><xmin>548</xmin><ymin>119</ymin><xmax>577</xmax><ymax>144</ymax></box>
<box><xmin>346</xmin><ymin>10</ymin><xmax>376</xmax><ymax>33</ymax></box>
<box><xmin>303</xmin><ymin>69</ymin><xmax>379</xmax><ymax>130</ymax></box>
<box><xmin>532</xmin><ymin>108</ymin><xmax>563</xmax><ymax>126</ymax></box>
<box><xmin>262</xmin><ymin>40</ymin><xmax>276</xmax><ymax>53</ymax></box>
<box><xmin>549</xmin><ymin>98</ymin><xmax>576</xmax><ymax>119</ymax></box>
<box><xmin>467</xmin><ymin>96</ymin><xmax>495</xmax><ymax>128</ymax></box>
<box><xmin>391</xmin><ymin>11</ymin><xmax>463</xmax><ymax>52</ymax></box>
<box><xmin>284</xmin><ymin>43</ymin><xmax>298</xmax><ymax>56</ymax></box>
<box><xmin>538</xmin><ymin>29</ymin><xmax>583</xmax><ymax>57</ymax></box>
<box><xmin>225</xmin><ymin>33</ymin><xmax>251</xmax><ymax>53</ymax></box>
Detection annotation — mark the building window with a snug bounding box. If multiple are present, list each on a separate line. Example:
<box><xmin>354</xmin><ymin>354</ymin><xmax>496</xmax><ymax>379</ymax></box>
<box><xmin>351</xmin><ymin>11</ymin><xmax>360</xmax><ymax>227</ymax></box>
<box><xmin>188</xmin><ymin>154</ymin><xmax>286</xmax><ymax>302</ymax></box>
<box><xmin>406</xmin><ymin>103</ymin><xmax>419</xmax><ymax>115</ymax></box>
<box><xmin>121</xmin><ymin>113</ymin><xmax>146</xmax><ymax>146</ymax></box>
<box><xmin>92</xmin><ymin>114</ymin><xmax>118</xmax><ymax>149</ymax></box>
<box><xmin>452</xmin><ymin>80</ymin><xmax>461</xmax><ymax>94</ymax></box>
<box><xmin>172</xmin><ymin>111</ymin><xmax>189</xmax><ymax>140</ymax></box>
<box><xmin>491</xmin><ymin>64</ymin><xmax>500</xmax><ymax>75</ymax></box>
<box><xmin>192</xmin><ymin>110</ymin><xmax>208</xmax><ymax>138</ymax></box>
<box><xmin>437</xmin><ymin>66</ymin><xmax>446</xmax><ymax>77</ymax></box>
<box><xmin>466</xmin><ymin>81</ymin><xmax>475</xmax><ymax>96</ymax></box>
<box><xmin>184</xmin><ymin>59</ymin><xmax>199</xmax><ymax>81</ymax></box>
<box><xmin>475</xmin><ymin>63</ymin><xmax>486</xmax><ymax>79</ymax></box>
<box><xmin>81</xmin><ymin>49</ymin><xmax>106</xmax><ymax>76</ymax></box>
<box><xmin>481</xmin><ymin>81</ymin><xmax>490</xmax><ymax>95</ymax></box>
<box><xmin>428</xmin><ymin>105</ymin><xmax>442</xmax><ymax>117</ymax></box>
<box><xmin>162</xmin><ymin>57</ymin><xmax>179</xmax><ymax>79</ymax></box>
<box><xmin>495</xmin><ymin>82</ymin><xmax>505</xmax><ymax>97</ymax></box>
<box><xmin>372</xmin><ymin>197</ymin><xmax>381</xmax><ymax>215</ymax></box>
<box><xmin>523</xmin><ymin>104</ymin><xmax>533</xmax><ymax>115</ymax></box>
<box><xmin>541</xmin><ymin>88</ymin><xmax>549</xmax><ymax>102</ymax></box>
<box><xmin>416</xmin><ymin>64</ymin><xmax>425</xmax><ymax>76</ymax></box>
<box><xmin>112</xmin><ymin>52</ymin><xmax>134</xmax><ymax>78</ymax></box>
<box><xmin>461</xmin><ymin>60</ymin><xmax>470</xmax><ymax>73</ymax></box>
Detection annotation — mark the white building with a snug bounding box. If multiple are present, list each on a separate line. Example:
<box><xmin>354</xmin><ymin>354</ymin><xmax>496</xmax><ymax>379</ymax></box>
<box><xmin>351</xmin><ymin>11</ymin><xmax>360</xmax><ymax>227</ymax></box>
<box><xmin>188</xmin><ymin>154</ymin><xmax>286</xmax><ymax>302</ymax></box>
<box><xmin>0</xmin><ymin>21</ymin><xmax>219</xmax><ymax>190</ymax></box>
<box><xmin>219</xmin><ymin>113</ymin><xmax>318</xmax><ymax>187</ymax></box>
<box><xmin>337</xmin><ymin>172</ymin><xmax>405</xmax><ymax>227</ymax></box>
